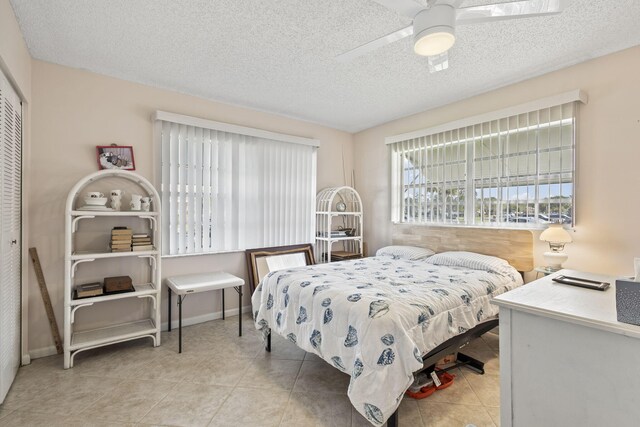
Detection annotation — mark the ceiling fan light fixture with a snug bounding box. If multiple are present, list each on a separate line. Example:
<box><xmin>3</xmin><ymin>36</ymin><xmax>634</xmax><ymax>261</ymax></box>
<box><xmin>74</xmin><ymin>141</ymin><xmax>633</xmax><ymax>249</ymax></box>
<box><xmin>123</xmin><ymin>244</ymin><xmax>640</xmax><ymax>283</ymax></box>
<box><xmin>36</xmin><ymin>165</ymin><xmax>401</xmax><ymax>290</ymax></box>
<box><xmin>413</xmin><ymin>28</ymin><xmax>455</xmax><ymax>56</ymax></box>
<box><xmin>412</xmin><ymin>4</ymin><xmax>456</xmax><ymax>57</ymax></box>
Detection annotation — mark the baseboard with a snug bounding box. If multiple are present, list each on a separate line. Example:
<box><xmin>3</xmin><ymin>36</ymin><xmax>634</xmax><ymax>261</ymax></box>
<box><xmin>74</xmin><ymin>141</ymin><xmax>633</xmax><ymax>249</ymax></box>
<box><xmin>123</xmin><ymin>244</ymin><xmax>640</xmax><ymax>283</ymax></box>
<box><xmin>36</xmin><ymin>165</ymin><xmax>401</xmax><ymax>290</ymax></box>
<box><xmin>161</xmin><ymin>304</ymin><xmax>253</xmax><ymax>331</ymax></box>
<box><xmin>28</xmin><ymin>345</ymin><xmax>58</xmax><ymax>360</ymax></box>
<box><xmin>28</xmin><ymin>305</ymin><xmax>254</xmax><ymax>360</ymax></box>
<box><xmin>21</xmin><ymin>353</ymin><xmax>31</xmax><ymax>366</ymax></box>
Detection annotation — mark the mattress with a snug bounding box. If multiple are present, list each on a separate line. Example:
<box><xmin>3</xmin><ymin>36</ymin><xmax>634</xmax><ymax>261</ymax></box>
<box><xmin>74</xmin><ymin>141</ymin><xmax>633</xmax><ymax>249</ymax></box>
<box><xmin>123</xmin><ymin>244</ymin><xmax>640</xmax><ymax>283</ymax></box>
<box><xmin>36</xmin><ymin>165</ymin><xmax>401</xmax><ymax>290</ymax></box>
<box><xmin>252</xmin><ymin>253</ymin><xmax>522</xmax><ymax>425</ymax></box>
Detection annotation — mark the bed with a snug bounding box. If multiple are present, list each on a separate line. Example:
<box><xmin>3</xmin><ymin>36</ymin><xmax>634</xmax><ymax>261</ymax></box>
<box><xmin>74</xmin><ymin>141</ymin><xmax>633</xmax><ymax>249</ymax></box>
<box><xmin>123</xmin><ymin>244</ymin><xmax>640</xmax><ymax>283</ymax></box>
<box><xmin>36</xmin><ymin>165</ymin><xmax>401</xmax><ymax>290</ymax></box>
<box><xmin>251</xmin><ymin>226</ymin><xmax>533</xmax><ymax>426</ymax></box>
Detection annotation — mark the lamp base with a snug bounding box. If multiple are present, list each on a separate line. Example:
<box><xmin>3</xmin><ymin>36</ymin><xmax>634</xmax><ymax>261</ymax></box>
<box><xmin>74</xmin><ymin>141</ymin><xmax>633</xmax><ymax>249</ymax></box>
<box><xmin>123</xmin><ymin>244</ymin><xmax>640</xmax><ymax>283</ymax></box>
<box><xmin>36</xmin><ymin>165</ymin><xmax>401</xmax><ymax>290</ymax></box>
<box><xmin>543</xmin><ymin>251</ymin><xmax>568</xmax><ymax>271</ymax></box>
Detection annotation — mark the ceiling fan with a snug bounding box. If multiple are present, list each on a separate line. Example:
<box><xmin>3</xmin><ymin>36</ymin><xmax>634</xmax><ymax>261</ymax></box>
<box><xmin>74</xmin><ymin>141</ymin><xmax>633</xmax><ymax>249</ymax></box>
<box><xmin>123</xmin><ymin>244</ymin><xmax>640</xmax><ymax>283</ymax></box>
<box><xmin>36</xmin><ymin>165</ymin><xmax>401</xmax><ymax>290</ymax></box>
<box><xmin>337</xmin><ymin>0</ymin><xmax>565</xmax><ymax>72</ymax></box>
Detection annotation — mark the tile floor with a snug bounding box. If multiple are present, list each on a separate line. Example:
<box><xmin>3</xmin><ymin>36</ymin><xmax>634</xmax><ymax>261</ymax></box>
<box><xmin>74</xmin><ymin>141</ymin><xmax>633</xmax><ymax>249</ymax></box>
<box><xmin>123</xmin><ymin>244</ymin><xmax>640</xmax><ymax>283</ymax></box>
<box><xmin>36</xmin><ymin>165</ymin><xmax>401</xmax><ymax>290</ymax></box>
<box><xmin>0</xmin><ymin>315</ymin><xmax>501</xmax><ymax>427</ymax></box>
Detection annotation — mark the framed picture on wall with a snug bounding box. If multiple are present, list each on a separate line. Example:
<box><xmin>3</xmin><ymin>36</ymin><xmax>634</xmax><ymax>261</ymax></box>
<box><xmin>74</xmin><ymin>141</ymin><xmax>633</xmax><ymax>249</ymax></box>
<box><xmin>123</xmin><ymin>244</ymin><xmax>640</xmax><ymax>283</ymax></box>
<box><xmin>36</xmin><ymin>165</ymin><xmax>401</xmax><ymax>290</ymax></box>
<box><xmin>96</xmin><ymin>145</ymin><xmax>136</xmax><ymax>170</ymax></box>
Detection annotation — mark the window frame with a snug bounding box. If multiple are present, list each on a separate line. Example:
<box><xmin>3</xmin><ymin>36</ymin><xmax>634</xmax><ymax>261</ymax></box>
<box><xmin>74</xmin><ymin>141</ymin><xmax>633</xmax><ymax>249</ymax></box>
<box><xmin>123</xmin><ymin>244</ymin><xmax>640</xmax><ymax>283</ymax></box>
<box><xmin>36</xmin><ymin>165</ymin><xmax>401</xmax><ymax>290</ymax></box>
<box><xmin>387</xmin><ymin>91</ymin><xmax>587</xmax><ymax>229</ymax></box>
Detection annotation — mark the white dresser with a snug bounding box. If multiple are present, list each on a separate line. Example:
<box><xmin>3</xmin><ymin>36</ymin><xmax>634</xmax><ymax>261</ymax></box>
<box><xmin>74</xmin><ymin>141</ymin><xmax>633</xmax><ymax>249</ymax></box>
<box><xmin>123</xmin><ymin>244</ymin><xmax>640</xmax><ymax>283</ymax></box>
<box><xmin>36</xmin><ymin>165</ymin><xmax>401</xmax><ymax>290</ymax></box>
<box><xmin>492</xmin><ymin>269</ymin><xmax>640</xmax><ymax>427</ymax></box>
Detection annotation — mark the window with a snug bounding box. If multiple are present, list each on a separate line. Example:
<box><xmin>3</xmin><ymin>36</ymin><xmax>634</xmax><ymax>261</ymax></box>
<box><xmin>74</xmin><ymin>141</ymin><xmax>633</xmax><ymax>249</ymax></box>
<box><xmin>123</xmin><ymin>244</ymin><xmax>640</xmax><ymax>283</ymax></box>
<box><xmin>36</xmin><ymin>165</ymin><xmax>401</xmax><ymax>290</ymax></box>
<box><xmin>154</xmin><ymin>112</ymin><xmax>318</xmax><ymax>256</ymax></box>
<box><xmin>389</xmin><ymin>91</ymin><xmax>586</xmax><ymax>227</ymax></box>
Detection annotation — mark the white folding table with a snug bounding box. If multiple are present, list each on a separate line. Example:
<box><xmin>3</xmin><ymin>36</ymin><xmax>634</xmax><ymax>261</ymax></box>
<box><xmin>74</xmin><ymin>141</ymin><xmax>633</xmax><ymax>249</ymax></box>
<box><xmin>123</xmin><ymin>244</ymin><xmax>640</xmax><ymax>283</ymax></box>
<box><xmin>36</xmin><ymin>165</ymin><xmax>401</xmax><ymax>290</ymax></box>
<box><xmin>166</xmin><ymin>272</ymin><xmax>245</xmax><ymax>353</ymax></box>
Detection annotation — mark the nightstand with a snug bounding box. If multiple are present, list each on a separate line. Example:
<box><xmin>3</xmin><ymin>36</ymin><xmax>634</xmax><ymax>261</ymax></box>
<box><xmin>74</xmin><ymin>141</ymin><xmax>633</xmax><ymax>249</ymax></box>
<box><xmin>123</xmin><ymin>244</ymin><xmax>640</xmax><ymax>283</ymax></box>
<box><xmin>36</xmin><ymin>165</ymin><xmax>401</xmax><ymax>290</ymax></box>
<box><xmin>534</xmin><ymin>266</ymin><xmax>558</xmax><ymax>278</ymax></box>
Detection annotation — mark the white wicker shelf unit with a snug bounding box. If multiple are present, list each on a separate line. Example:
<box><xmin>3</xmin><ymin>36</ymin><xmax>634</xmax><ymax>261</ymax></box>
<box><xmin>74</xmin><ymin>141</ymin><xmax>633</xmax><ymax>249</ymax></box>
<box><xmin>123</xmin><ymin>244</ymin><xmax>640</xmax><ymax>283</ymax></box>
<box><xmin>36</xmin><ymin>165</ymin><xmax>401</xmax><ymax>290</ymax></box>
<box><xmin>315</xmin><ymin>186</ymin><xmax>363</xmax><ymax>263</ymax></box>
<box><xmin>64</xmin><ymin>170</ymin><xmax>162</xmax><ymax>368</ymax></box>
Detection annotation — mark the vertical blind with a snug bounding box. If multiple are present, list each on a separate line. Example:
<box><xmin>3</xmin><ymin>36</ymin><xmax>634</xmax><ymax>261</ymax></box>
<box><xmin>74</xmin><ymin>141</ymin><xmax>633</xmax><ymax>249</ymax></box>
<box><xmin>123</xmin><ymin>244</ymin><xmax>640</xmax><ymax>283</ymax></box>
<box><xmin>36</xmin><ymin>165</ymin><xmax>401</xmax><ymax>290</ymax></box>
<box><xmin>389</xmin><ymin>101</ymin><xmax>577</xmax><ymax>227</ymax></box>
<box><xmin>158</xmin><ymin>118</ymin><xmax>317</xmax><ymax>255</ymax></box>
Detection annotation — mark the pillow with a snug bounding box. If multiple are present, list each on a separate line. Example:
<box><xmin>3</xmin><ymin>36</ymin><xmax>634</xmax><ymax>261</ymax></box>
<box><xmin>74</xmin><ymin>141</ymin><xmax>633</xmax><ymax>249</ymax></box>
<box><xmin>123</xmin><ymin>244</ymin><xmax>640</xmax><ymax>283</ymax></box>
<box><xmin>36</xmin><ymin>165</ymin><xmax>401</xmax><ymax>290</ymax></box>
<box><xmin>376</xmin><ymin>245</ymin><xmax>435</xmax><ymax>260</ymax></box>
<box><xmin>425</xmin><ymin>251</ymin><xmax>509</xmax><ymax>272</ymax></box>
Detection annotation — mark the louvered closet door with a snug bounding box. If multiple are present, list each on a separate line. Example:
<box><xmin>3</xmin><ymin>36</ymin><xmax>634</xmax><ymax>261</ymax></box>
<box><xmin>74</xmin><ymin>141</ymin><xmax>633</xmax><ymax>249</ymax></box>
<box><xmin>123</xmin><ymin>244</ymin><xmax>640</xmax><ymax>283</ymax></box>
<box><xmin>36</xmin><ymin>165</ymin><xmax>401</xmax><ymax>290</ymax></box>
<box><xmin>0</xmin><ymin>71</ymin><xmax>22</xmax><ymax>404</ymax></box>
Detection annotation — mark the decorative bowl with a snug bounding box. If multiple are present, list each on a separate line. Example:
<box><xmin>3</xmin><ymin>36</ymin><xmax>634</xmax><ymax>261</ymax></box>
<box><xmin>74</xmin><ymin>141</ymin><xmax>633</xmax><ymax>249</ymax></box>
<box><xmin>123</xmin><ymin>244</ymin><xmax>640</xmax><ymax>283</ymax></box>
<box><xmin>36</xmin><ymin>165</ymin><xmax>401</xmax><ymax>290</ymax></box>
<box><xmin>84</xmin><ymin>197</ymin><xmax>108</xmax><ymax>206</ymax></box>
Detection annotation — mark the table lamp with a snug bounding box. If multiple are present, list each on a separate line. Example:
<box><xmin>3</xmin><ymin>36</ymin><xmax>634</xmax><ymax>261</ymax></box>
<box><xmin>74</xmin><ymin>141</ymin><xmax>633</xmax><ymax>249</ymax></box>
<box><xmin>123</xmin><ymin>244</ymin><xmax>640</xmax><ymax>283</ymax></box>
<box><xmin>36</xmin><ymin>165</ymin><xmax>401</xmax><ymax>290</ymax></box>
<box><xmin>540</xmin><ymin>223</ymin><xmax>572</xmax><ymax>271</ymax></box>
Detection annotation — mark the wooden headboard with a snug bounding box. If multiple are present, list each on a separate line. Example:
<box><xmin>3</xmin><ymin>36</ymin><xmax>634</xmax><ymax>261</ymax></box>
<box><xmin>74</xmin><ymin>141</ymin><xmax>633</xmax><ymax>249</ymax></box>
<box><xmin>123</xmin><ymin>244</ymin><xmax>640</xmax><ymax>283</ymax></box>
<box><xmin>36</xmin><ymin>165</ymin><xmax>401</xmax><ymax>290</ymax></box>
<box><xmin>392</xmin><ymin>224</ymin><xmax>534</xmax><ymax>272</ymax></box>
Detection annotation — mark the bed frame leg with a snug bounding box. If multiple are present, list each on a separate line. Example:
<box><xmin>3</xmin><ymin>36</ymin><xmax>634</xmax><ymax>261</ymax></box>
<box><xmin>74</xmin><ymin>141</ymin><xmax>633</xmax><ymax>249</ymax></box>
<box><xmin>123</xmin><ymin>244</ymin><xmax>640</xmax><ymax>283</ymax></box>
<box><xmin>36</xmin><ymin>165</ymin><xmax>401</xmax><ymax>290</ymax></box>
<box><xmin>457</xmin><ymin>352</ymin><xmax>485</xmax><ymax>375</ymax></box>
<box><xmin>265</xmin><ymin>331</ymin><xmax>271</xmax><ymax>352</ymax></box>
<box><xmin>387</xmin><ymin>409</ymin><xmax>399</xmax><ymax>427</ymax></box>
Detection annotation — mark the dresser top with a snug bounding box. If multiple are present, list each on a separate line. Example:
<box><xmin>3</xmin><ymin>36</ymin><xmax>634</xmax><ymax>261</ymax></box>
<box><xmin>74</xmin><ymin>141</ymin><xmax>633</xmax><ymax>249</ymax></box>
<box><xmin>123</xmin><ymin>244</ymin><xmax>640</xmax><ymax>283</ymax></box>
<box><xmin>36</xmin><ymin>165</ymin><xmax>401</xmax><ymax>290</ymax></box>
<box><xmin>492</xmin><ymin>269</ymin><xmax>640</xmax><ymax>339</ymax></box>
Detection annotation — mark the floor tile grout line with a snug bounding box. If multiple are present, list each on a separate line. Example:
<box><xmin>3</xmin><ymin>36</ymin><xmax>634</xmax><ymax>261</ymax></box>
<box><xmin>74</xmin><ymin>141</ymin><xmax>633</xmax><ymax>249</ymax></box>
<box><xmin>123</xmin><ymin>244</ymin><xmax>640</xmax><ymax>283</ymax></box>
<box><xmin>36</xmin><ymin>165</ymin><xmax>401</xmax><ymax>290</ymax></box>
<box><xmin>416</xmin><ymin>396</ymin><xmax>499</xmax><ymax>427</ymax></box>
<box><xmin>463</xmin><ymin>363</ymin><xmax>501</xmax><ymax>409</ymax></box>
<box><xmin>134</xmin><ymin>382</ymin><xmax>224</xmax><ymax>426</ymax></box>
<box><xmin>0</xmin><ymin>368</ymin><xmax>75</xmax><ymax>413</ymax></box>
<box><xmin>277</xmin><ymin>385</ymin><xmax>297</xmax><ymax>426</ymax></box>
<box><xmin>459</xmin><ymin>368</ymin><xmax>486</xmax><ymax>407</ymax></box>
<box><xmin>413</xmin><ymin>398</ymin><xmax>426</xmax><ymax>427</ymax></box>
<box><xmin>205</xmin><ymin>369</ymin><xmax>247</xmax><ymax>426</ymax></box>
<box><xmin>278</xmin><ymin>353</ymin><xmax>314</xmax><ymax>426</ymax></box>
<box><xmin>0</xmin><ymin>408</ymin><xmax>16</xmax><ymax>421</ymax></box>
<box><xmin>67</xmin><ymin>377</ymin><xmax>156</xmax><ymax>423</ymax></box>
<box><xmin>18</xmin><ymin>376</ymin><xmax>125</xmax><ymax>419</ymax></box>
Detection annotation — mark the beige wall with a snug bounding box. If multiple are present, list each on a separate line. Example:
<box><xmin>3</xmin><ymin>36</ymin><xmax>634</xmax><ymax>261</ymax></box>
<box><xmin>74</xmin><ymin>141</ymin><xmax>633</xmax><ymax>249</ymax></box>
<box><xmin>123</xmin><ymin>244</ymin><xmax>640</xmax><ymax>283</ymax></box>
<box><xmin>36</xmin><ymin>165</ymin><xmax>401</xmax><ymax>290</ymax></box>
<box><xmin>0</xmin><ymin>0</ymin><xmax>31</xmax><ymax>101</ymax></box>
<box><xmin>1</xmin><ymin>0</ymin><xmax>32</xmax><ymax>363</ymax></box>
<box><xmin>28</xmin><ymin>59</ymin><xmax>354</xmax><ymax>356</ymax></box>
<box><xmin>354</xmin><ymin>46</ymin><xmax>640</xmax><ymax>279</ymax></box>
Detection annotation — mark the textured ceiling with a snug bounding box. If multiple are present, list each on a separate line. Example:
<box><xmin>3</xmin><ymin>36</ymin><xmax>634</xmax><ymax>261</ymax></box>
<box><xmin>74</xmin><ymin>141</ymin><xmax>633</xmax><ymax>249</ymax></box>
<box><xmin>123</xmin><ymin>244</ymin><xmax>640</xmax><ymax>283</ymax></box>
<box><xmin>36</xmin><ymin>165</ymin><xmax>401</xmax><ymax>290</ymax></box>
<box><xmin>10</xmin><ymin>0</ymin><xmax>640</xmax><ymax>132</ymax></box>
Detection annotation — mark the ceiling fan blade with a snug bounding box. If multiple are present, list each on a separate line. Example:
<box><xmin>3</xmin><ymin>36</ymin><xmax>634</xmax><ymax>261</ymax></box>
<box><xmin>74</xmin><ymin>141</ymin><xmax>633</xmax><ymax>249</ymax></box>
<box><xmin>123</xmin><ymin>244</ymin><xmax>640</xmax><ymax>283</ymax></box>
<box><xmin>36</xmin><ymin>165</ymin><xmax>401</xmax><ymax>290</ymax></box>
<box><xmin>336</xmin><ymin>25</ymin><xmax>413</xmax><ymax>62</ymax></box>
<box><xmin>370</xmin><ymin>0</ymin><xmax>425</xmax><ymax>19</ymax></box>
<box><xmin>428</xmin><ymin>52</ymin><xmax>450</xmax><ymax>73</ymax></box>
<box><xmin>434</xmin><ymin>0</ymin><xmax>466</xmax><ymax>7</ymax></box>
<box><xmin>456</xmin><ymin>0</ymin><xmax>564</xmax><ymax>25</ymax></box>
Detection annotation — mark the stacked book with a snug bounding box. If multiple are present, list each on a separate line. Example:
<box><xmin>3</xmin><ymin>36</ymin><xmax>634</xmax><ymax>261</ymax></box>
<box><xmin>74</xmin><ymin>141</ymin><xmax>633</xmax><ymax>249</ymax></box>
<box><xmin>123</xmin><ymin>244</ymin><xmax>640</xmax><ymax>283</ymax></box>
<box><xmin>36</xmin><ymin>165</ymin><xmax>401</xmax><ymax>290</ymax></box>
<box><xmin>317</xmin><ymin>230</ymin><xmax>348</xmax><ymax>238</ymax></box>
<box><xmin>75</xmin><ymin>282</ymin><xmax>104</xmax><ymax>299</ymax></box>
<box><xmin>110</xmin><ymin>227</ymin><xmax>132</xmax><ymax>252</ymax></box>
<box><xmin>132</xmin><ymin>233</ymin><xmax>154</xmax><ymax>252</ymax></box>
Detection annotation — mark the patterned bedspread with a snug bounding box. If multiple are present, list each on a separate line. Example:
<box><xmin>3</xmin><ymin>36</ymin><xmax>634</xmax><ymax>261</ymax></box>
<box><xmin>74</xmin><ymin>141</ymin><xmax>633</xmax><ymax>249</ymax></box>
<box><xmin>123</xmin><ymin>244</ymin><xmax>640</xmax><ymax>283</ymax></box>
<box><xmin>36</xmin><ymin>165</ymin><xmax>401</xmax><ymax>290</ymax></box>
<box><xmin>251</xmin><ymin>255</ymin><xmax>522</xmax><ymax>425</ymax></box>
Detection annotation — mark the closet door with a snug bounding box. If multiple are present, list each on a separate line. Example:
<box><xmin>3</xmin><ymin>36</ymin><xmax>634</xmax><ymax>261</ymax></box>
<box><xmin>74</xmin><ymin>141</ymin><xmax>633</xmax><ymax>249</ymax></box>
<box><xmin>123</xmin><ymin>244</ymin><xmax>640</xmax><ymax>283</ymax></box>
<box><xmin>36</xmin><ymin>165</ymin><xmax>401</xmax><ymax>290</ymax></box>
<box><xmin>0</xmin><ymin>71</ymin><xmax>22</xmax><ymax>404</ymax></box>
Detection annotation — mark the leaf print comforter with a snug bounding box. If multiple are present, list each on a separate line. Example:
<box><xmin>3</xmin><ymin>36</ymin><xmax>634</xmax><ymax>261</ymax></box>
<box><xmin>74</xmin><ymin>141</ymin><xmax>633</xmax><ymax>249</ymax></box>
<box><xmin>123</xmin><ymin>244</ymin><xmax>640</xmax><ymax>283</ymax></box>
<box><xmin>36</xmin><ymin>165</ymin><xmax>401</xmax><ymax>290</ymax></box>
<box><xmin>252</xmin><ymin>256</ymin><xmax>522</xmax><ymax>425</ymax></box>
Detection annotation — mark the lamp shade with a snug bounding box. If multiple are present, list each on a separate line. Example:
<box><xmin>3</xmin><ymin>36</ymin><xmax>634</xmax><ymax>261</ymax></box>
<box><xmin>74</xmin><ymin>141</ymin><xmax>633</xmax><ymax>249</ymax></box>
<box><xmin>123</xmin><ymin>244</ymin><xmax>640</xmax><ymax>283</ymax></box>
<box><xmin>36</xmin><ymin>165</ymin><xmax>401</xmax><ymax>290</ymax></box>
<box><xmin>540</xmin><ymin>224</ymin><xmax>572</xmax><ymax>243</ymax></box>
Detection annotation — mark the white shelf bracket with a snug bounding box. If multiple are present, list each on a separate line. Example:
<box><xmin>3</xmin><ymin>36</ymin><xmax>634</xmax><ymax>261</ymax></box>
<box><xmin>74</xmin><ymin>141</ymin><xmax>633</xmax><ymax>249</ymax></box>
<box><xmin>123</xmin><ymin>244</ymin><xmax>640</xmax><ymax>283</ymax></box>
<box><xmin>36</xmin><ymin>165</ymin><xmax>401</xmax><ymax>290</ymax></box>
<box><xmin>71</xmin><ymin>303</ymin><xmax>94</xmax><ymax>323</ymax></box>
<box><xmin>72</xmin><ymin>258</ymin><xmax>95</xmax><ymax>277</ymax></box>
<box><xmin>138</xmin><ymin>255</ymin><xmax>156</xmax><ymax>269</ymax></box>
<box><xmin>137</xmin><ymin>294</ymin><xmax>157</xmax><ymax>308</ymax></box>
<box><xmin>72</xmin><ymin>215</ymin><xmax>95</xmax><ymax>232</ymax></box>
<box><xmin>139</xmin><ymin>215</ymin><xmax>157</xmax><ymax>230</ymax></box>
